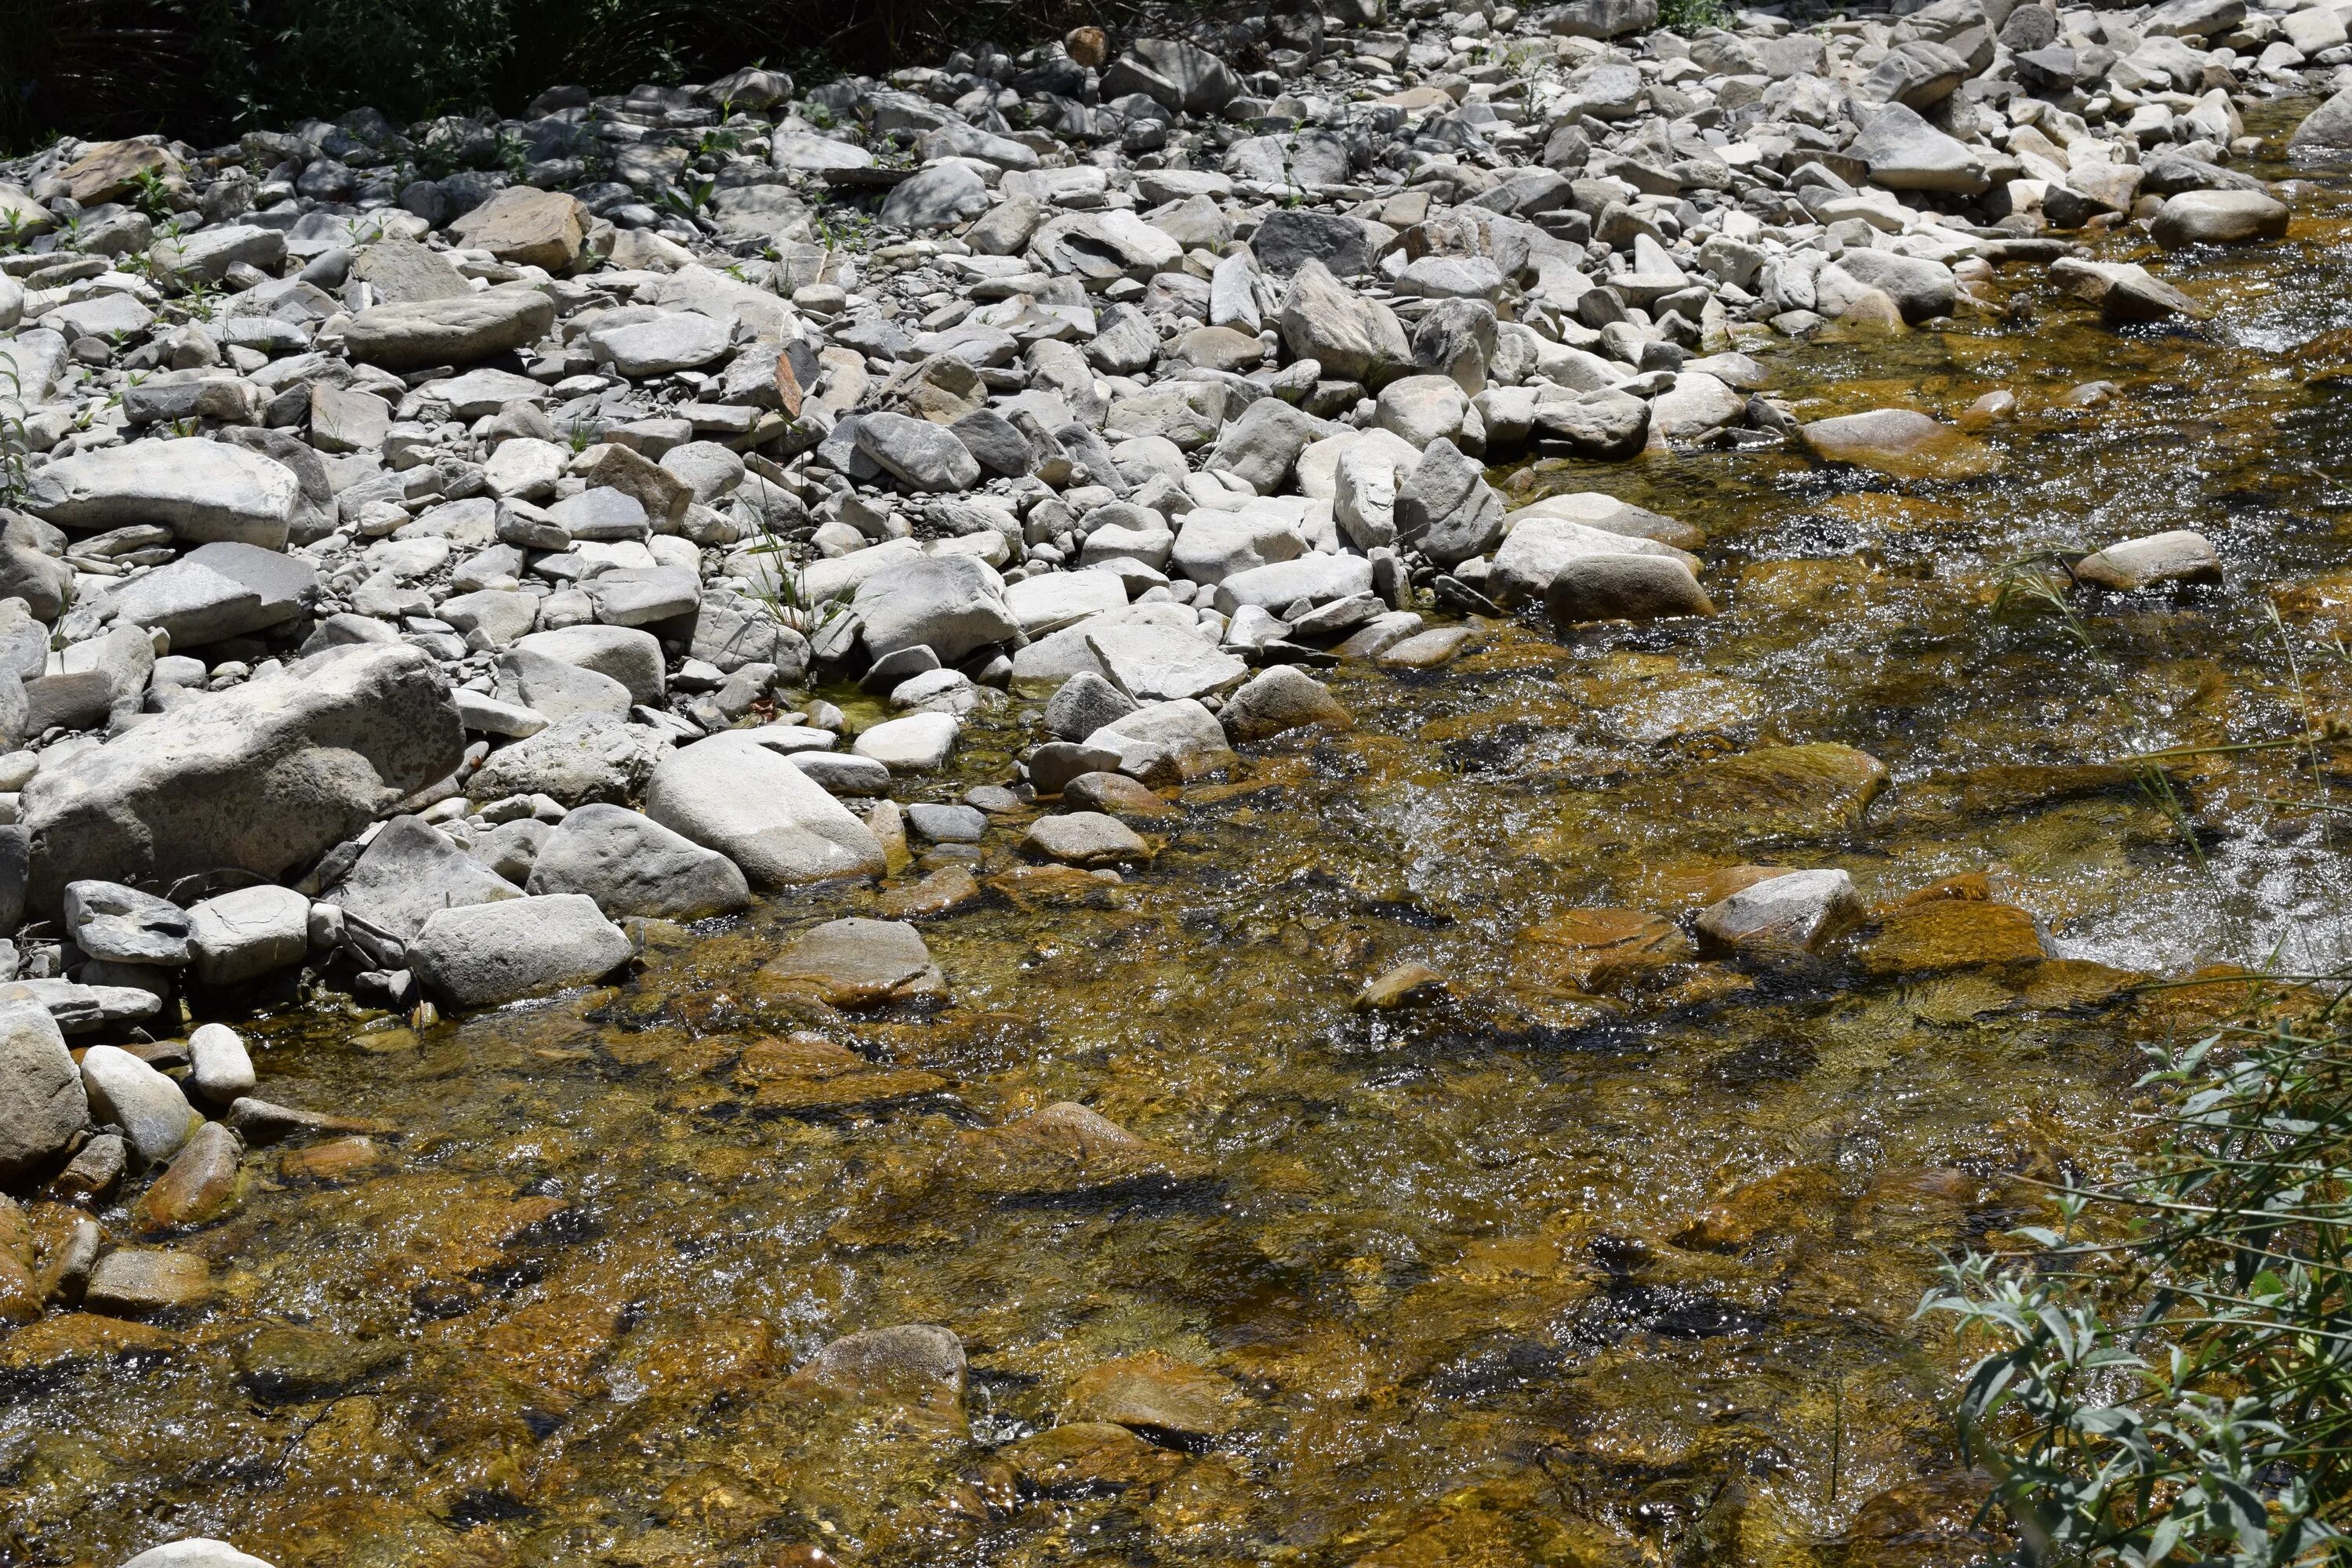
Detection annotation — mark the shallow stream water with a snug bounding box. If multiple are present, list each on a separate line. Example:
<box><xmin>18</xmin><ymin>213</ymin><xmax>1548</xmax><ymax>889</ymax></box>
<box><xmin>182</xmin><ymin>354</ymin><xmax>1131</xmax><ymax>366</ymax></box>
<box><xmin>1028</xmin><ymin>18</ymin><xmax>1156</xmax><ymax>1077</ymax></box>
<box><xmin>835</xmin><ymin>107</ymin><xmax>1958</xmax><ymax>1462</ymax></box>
<box><xmin>8</xmin><ymin>112</ymin><xmax>2352</xmax><ymax>1568</ymax></box>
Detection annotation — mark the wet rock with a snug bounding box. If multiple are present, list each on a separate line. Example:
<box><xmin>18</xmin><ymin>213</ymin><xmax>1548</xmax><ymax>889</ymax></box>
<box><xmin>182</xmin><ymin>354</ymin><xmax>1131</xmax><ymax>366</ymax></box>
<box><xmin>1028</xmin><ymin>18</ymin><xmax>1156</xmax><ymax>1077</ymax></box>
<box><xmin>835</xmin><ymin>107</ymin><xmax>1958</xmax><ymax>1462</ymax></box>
<box><xmin>1544</xmin><ymin>554</ymin><xmax>1715</xmax><ymax>626</ymax></box>
<box><xmin>84</xmin><ymin>1247</ymin><xmax>211</xmax><ymax>1316</ymax></box>
<box><xmin>526</xmin><ymin>804</ymin><xmax>751</xmax><ymax>920</ymax></box>
<box><xmin>1355</xmin><ymin>961</ymin><xmax>1449</xmax><ymax>1011</ymax></box>
<box><xmin>79</xmin><ymin>1045</ymin><xmax>198</xmax><ymax>1167</ymax></box>
<box><xmin>1062</xmin><ymin>771</ymin><xmax>1171</xmax><ymax>818</ymax></box>
<box><xmin>2053</xmin><ymin>257</ymin><xmax>2212</xmax><ymax>325</ymax></box>
<box><xmin>0</xmin><ymin>1003</ymin><xmax>84</xmax><ymax>1182</ymax></box>
<box><xmin>21</xmin><ymin>644</ymin><xmax>463</xmax><ymax>916</ymax></box>
<box><xmin>1695</xmin><ymin>869</ymin><xmax>1864</xmax><ymax>953</ymax></box>
<box><xmin>1379</xmin><ymin>628</ymin><xmax>1474</xmax><ymax>668</ymax></box>
<box><xmin>1796</xmin><ymin>408</ymin><xmax>1994</xmax><ymax>481</ymax></box>
<box><xmin>29</xmin><ymin>439</ymin><xmax>297</xmax><ymax>549</ymax></box>
<box><xmin>132</xmin><ymin>1121</ymin><xmax>242</xmax><ymax>1230</ymax></box>
<box><xmin>1000</xmin><ymin>1421</ymin><xmax>1185</xmax><ymax>1496</ymax></box>
<box><xmin>1024</xmin><ymin>811</ymin><xmax>1150</xmax><ymax>867</ymax></box>
<box><xmin>187</xmin><ymin>1022</ymin><xmax>256</xmax><ymax>1102</ymax></box>
<box><xmin>2074</xmin><ymin>530</ymin><xmax>2221</xmax><ymax>591</ymax></box>
<box><xmin>1682</xmin><ymin>743</ymin><xmax>1889</xmax><ymax>837</ymax></box>
<box><xmin>1062</xmin><ymin>1350</ymin><xmax>1240</xmax><ymax>1439</ymax></box>
<box><xmin>408</xmin><ymin>893</ymin><xmax>634</xmax><ymax>1008</ymax></box>
<box><xmin>327</xmin><ymin>815</ymin><xmax>521</xmax><ymax>942</ymax></box>
<box><xmin>0</xmin><ymin>1311</ymin><xmax>176</xmax><ymax>1373</ymax></box>
<box><xmin>735</xmin><ymin>1033</ymin><xmax>949</xmax><ymax>1112</ymax></box>
<box><xmin>945</xmin><ymin>1101</ymin><xmax>1210</xmax><ymax>1200</ymax></box>
<box><xmin>1221</xmin><ymin>665</ymin><xmax>1352</xmax><ymax>743</ymax></box>
<box><xmin>235</xmin><ymin>1323</ymin><xmax>403</xmax><ymax>1403</ymax></box>
<box><xmin>187</xmin><ymin>885</ymin><xmax>310</xmax><ymax>985</ymax></box>
<box><xmin>1489</xmin><ymin>517</ymin><xmax>1696</xmax><ymax>608</ymax></box>
<box><xmin>758</xmin><ymin>917</ymin><xmax>946</xmax><ymax>1008</ymax></box>
<box><xmin>2151</xmin><ymin>190</ymin><xmax>2289</xmax><ymax>249</ymax></box>
<box><xmin>343</xmin><ymin>289</ymin><xmax>557</xmax><ymax>370</ymax></box>
<box><xmin>2288</xmin><ymin>84</ymin><xmax>2352</xmax><ymax>152</ymax></box>
<box><xmin>1089</xmin><ymin>699</ymin><xmax>1239</xmax><ymax>783</ymax></box>
<box><xmin>800</xmin><ymin>1323</ymin><xmax>966</xmax><ymax>1414</ymax></box>
<box><xmin>1857</xmin><ymin>900</ymin><xmax>2046</xmax><ymax>975</ymax></box>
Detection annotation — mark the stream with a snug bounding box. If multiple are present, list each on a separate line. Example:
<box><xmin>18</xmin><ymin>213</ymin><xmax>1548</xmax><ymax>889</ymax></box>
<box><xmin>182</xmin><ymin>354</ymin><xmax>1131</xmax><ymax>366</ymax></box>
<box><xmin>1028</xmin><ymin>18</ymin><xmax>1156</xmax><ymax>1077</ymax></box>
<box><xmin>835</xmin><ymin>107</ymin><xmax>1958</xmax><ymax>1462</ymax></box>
<box><xmin>6</xmin><ymin>107</ymin><xmax>2352</xmax><ymax>1568</ymax></box>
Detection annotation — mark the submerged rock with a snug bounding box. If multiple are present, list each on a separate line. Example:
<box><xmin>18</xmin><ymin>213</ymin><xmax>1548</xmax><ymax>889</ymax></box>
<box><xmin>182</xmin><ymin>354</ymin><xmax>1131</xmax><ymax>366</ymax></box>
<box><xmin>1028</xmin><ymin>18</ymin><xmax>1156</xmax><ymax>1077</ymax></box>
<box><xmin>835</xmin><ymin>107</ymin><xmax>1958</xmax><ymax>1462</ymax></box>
<box><xmin>944</xmin><ymin>1101</ymin><xmax>1210</xmax><ymax>1200</ymax></box>
<box><xmin>757</xmin><ymin>917</ymin><xmax>947</xmax><ymax>1008</ymax></box>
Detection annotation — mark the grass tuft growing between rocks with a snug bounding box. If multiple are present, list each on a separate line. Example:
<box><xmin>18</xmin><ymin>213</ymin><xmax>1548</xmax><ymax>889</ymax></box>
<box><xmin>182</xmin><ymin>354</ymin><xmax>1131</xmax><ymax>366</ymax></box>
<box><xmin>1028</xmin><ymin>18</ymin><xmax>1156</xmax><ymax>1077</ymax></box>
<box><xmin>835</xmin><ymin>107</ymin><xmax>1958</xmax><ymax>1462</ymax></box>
<box><xmin>1922</xmin><ymin>996</ymin><xmax>2352</xmax><ymax>1566</ymax></box>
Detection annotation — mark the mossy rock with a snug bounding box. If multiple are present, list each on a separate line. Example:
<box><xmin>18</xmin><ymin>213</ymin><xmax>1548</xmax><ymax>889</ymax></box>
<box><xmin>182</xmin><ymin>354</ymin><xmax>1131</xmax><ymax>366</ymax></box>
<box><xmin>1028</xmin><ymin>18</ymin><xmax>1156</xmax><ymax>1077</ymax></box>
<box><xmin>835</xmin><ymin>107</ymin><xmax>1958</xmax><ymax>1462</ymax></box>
<box><xmin>1675</xmin><ymin>742</ymin><xmax>1889</xmax><ymax>838</ymax></box>
<box><xmin>998</xmin><ymin>1421</ymin><xmax>1185</xmax><ymax>1496</ymax></box>
<box><xmin>1856</xmin><ymin>901</ymin><xmax>2045</xmax><ymax>975</ymax></box>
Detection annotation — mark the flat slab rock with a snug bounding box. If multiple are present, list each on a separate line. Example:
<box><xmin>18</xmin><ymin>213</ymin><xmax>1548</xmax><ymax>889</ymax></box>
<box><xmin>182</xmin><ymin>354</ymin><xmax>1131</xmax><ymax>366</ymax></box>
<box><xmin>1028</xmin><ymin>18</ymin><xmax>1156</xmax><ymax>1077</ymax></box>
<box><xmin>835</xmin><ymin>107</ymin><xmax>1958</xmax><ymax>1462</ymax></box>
<box><xmin>757</xmin><ymin>916</ymin><xmax>947</xmax><ymax>1008</ymax></box>
<box><xmin>940</xmin><ymin>1100</ymin><xmax>1211</xmax><ymax>1200</ymax></box>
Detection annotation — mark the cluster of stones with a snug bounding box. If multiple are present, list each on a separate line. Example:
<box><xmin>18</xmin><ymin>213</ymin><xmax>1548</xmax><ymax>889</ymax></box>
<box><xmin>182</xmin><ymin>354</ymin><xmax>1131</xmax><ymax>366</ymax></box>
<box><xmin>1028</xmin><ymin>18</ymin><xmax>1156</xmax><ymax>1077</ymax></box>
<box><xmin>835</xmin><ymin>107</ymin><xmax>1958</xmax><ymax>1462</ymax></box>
<box><xmin>0</xmin><ymin>1</ymin><xmax>2343</xmax><ymax>1540</ymax></box>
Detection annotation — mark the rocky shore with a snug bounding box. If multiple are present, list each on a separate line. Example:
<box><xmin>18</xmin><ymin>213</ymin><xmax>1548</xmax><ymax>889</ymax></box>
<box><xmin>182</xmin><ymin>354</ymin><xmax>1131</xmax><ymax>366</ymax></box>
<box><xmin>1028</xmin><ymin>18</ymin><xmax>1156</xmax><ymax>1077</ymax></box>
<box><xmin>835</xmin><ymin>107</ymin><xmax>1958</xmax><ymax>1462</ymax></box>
<box><xmin>2</xmin><ymin>0</ymin><xmax>2349</xmax><ymax>1558</ymax></box>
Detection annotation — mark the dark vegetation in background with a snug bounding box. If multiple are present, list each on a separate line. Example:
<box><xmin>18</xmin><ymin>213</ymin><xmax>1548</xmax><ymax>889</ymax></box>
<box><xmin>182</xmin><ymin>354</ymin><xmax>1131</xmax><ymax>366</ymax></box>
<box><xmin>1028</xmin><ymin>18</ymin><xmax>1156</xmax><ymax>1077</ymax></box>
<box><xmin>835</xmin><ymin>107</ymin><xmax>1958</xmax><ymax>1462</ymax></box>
<box><xmin>0</xmin><ymin>0</ymin><xmax>1129</xmax><ymax>154</ymax></box>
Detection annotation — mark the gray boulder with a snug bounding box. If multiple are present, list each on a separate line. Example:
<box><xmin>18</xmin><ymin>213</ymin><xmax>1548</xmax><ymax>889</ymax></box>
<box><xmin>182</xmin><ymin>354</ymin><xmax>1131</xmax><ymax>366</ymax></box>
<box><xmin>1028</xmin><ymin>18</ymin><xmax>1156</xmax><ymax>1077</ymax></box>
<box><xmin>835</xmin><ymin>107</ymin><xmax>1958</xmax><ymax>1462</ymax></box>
<box><xmin>853</xmin><ymin>554</ymin><xmax>1018</xmax><ymax>664</ymax></box>
<box><xmin>342</xmin><ymin>289</ymin><xmax>557</xmax><ymax>370</ymax></box>
<box><xmin>466</xmin><ymin>713</ymin><xmax>668</xmax><ymax>807</ymax></box>
<box><xmin>511</xmin><ymin>625</ymin><xmax>665</xmax><ymax>702</ymax></box>
<box><xmin>1203</xmin><ymin>399</ymin><xmax>1327</xmax><ymax>495</ymax></box>
<box><xmin>1045</xmin><ymin>670</ymin><xmax>1139</xmax><ymax>740</ymax></box>
<box><xmin>187</xmin><ymin>885</ymin><xmax>310</xmax><ymax>985</ymax></box>
<box><xmin>2151</xmin><ymin>191</ymin><xmax>2290</xmax><ymax>249</ymax></box>
<box><xmin>1394</xmin><ymin>438</ymin><xmax>1506</xmax><ymax>567</ymax></box>
<box><xmin>100</xmin><ymin>541</ymin><xmax>317</xmax><ymax>648</ymax></box>
<box><xmin>1851</xmin><ymin>103</ymin><xmax>1989</xmax><ymax>194</ymax></box>
<box><xmin>20</xmin><ymin>644</ymin><xmax>463</xmax><ymax>916</ymax></box>
<box><xmin>1544</xmin><ymin>554</ymin><xmax>1716</xmax><ymax>626</ymax></box>
<box><xmin>491</xmin><ymin>648</ymin><xmax>632</xmax><ymax>721</ymax></box>
<box><xmin>409</xmin><ymin>894</ymin><xmax>634</xmax><ymax>1008</ymax></box>
<box><xmin>644</xmin><ymin>732</ymin><xmax>886</xmax><ymax>887</ymax></box>
<box><xmin>0</xmin><ymin>1000</ymin><xmax>84</xmax><ymax>1181</ymax></box>
<box><xmin>1250</xmin><ymin>211</ymin><xmax>1375</xmax><ymax>278</ymax></box>
<box><xmin>326</xmin><ymin>815</ymin><xmax>521</xmax><ymax>942</ymax></box>
<box><xmin>1831</xmin><ymin>249</ymin><xmax>1957</xmax><ymax>323</ymax></box>
<box><xmin>2289</xmin><ymin>85</ymin><xmax>2352</xmax><ymax>153</ymax></box>
<box><xmin>1544</xmin><ymin>0</ymin><xmax>1658</xmax><ymax>38</ymax></box>
<box><xmin>856</xmin><ymin>411</ymin><xmax>983</xmax><ymax>492</ymax></box>
<box><xmin>879</xmin><ymin>162</ymin><xmax>992</xmax><ymax>231</ymax></box>
<box><xmin>1102</xmin><ymin>38</ymin><xmax>1243</xmax><ymax>114</ymax></box>
<box><xmin>79</xmin><ymin>1043</ymin><xmax>198</xmax><ymax>1167</ymax></box>
<box><xmin>526</xmin><ymin>804</ymin><xmax>753</xmax><ymax>920</ymax></box>
<box><xmin>1276</xmin><ymin>260</ymin><xmax>1412</xmax><ymax>388</ymax></box>
<box><xmin>29</xmin><ymin>439</ymin><xmax>298</xmax><ymax>548</ymax></box>
<box><xmin>64</xmin><ymin>880</ymin><xmax>192</xmax><ymax>965</ymax></box>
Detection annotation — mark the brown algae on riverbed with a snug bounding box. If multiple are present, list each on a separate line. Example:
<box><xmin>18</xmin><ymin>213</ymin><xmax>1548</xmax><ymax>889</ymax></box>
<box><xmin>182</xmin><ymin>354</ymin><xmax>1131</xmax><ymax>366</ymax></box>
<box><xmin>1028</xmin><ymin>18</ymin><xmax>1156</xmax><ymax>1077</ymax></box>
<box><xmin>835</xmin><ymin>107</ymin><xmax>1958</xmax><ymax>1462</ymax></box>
<box><xmin>10</xmin><ymin>153</ymin><xmax>2352</xmax><ymax>1568</ymax></box>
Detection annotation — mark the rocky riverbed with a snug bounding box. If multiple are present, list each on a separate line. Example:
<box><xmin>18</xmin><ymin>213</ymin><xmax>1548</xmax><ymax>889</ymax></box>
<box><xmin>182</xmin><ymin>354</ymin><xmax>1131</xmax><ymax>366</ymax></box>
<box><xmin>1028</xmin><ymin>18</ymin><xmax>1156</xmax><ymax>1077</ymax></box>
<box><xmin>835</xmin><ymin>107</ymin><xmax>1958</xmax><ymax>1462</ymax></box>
<box><xmin>4</xmin><ymin>0</ymin><xmax>2352</xmax><ymax>1563</ymax></box>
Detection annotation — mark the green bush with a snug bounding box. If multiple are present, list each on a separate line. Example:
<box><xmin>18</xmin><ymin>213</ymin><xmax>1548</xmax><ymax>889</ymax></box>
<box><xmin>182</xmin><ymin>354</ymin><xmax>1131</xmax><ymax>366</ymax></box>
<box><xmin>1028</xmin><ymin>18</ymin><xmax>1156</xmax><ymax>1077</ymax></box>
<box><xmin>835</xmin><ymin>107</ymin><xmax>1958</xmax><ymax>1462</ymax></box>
<box><xmin>1923</xmin><ymin>1005</ymin><xmax>2352</xmax><ymax>1566</ymax></box>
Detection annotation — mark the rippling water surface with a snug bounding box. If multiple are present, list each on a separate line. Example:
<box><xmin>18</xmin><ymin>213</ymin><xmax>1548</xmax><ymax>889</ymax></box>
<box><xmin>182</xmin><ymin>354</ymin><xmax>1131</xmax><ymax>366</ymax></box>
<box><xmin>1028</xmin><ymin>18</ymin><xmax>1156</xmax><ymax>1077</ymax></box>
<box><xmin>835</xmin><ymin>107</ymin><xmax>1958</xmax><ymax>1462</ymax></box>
<box><xmin>8</xmin><ymin>114</ymin><xmax>2352</xmax><ymax>1568</ymax></box>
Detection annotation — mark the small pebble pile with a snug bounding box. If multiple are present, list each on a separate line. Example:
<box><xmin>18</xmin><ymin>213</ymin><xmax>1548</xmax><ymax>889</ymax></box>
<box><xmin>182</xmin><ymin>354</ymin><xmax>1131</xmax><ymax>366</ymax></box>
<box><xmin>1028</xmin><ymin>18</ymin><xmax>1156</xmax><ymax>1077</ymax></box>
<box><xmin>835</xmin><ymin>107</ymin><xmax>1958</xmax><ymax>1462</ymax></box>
<box><xmin>1</xmin><ymin>0</ymin><xmax>2348</xmax><ymax>1554</ymax></box>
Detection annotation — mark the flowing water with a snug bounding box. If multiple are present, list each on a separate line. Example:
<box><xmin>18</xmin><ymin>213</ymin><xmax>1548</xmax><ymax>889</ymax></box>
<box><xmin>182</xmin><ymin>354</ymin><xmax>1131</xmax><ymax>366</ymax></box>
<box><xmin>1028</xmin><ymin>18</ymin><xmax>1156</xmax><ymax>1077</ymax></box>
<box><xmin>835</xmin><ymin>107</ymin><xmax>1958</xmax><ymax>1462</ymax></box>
<box><xmin>9</xmin><ymin>112</ymin><xmax>2352</xmax><ymax>1568</ymax></box>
